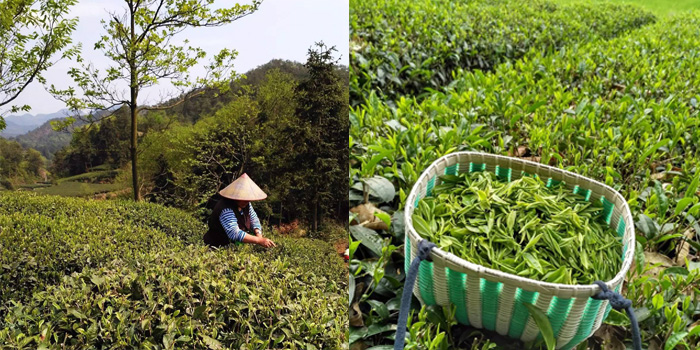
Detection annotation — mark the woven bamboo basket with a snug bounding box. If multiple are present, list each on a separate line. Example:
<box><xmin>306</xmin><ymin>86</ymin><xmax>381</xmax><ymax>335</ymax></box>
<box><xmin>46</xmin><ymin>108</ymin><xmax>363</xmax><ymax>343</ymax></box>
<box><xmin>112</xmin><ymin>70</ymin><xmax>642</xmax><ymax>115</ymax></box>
<box><xmin>404</xmin><ymin>152</ymin><xmax>635</xmax><ymax>350</ymax></box>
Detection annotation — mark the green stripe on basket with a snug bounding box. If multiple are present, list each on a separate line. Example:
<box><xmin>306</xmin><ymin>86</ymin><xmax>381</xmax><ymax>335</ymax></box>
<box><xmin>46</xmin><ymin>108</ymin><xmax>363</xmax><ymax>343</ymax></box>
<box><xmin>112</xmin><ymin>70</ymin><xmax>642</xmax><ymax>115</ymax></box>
<box><xmin>616</xmin><ymin>218</ymin><xmax>626</xmax><ymax>237</ymax></box>
<box><xmin>418</xmin><ymin>260</ymin><xmax>437</xmax><ymax>306</ymax></box>
<box><xmin>547</xmin><ymin>296</ymin><xmax>574</xmax><ymax>338</ymax></box>
<box><xmin>405</xmin><ymin>239</ymin><xmax>411</xmax><ymax>280</ymax></box>
<box><xmin>480</xmin><ymin>279</ymin><xmax>502</xmax><ymax>331</ymax></box>
<box><xmin>495</xmin><ymin>165</ymin><xmax>512</xmax><ymax>182</ymax></box>
<box><xmin>546</xmin><ymin>178</ymin><xmax>561</xmax><ymax>188</ymax></box>
<box><xmin>600</xmin><ymin>196</ymin><xmax>614</xmax><ymax>224</ymax></box>
<box><xmin>469</xmin><ymin>162</ymin><xmax>486</xmax><ymax>173</ymax></box>
<box><xmin>445</xmin><ymin>164</ymin><xmax>459</xmax><ymax>176</ymax></box>
<box><xmin>573</xmin><ymin>185</ymin><xmax>592</xmax><ymax>201</ymax></box>
<box><xmin>562</xmin><ymin>298</ymin><xmax>604</xmax><ymax>350</ymax></box>
<box><xmin>427</xmin><ymin>176</ymin><xmax>436</xmax><ymax>196</ymax></box>
<box><xmin>447</xmin><ymin>268</ymin><xmax>470</xmax><ymax>325</ymax></box>
<box><xmin>507</xmin><ymin>289</ymin><xmax>538</xmax><ymax>339</ymax></box>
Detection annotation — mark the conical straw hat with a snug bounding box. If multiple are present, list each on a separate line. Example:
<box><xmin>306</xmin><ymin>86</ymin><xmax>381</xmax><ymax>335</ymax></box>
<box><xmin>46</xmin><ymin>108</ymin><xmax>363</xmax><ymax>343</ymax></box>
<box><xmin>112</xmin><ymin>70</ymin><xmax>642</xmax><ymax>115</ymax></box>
<box><xmin>219</xmin><ymin>173</ymin><xmax>267</xmax><ymax>201</ymax></box>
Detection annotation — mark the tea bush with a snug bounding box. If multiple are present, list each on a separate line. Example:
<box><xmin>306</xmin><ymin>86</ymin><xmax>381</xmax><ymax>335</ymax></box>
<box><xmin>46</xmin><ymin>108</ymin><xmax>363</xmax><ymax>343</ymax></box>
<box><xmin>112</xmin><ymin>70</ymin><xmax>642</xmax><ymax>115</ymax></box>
<box><xmin>0</xmin><ymin>249</ymin><xmax>345</xmax><ymax>349</ymax></box>
<box><xmin>241</xmin><ymin>235</ymin><xmax>347</xmax><ymax>285</ymax></box>
<box><xmin>350</xmin><ymin>11</ymin><xmax>700</xmax><ymax>350</ymax></box>
<box><xmin>0</xmin><ymin>192</ymin><xmax>347</xmax><ymax>347</ymax></box>
<box><xmin>0</xmin><ymin>194</ymin><xmax>201</xmax><ymax>307</ymax></box>
<box><xmin>350</xmin><ymin>0</ymin><xmax>656</xmax><ymax>104</ymax></box>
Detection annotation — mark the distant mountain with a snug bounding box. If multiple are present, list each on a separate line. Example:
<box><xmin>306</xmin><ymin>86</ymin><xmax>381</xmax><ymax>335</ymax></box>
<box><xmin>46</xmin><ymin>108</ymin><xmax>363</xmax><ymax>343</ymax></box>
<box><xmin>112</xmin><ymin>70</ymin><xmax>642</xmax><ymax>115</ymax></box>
<box><xmin>0</xmin><ymin>109</ymin><xmax>73</xmax><ymax>137</ymax></box>
<box><xmin>1</xmin><ymin>120</ymin><xmax>36</xmax><ymax>137</ymax></box>
<box><xmin>11</xmin><ymin>109</ymin><xmax>109</xmax><ymax>160</ymax></box>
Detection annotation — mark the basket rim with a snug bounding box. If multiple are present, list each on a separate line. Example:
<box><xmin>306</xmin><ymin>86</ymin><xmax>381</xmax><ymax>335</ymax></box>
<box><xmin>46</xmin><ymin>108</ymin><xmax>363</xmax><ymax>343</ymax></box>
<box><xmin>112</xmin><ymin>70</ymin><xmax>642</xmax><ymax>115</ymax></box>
<box><xmin>404</xmin><ymin>151</ymin><xmax>635</xmax><ymax>298</ymax></box>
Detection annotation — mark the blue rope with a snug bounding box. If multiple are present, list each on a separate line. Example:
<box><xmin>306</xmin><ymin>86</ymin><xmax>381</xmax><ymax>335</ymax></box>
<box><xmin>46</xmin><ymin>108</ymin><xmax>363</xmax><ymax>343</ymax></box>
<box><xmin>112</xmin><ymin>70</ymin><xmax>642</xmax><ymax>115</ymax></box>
<box><xmin>394</xmin><ymin>239</ymin><xmax>436</xmax><ymax>350</ymax></box>
<box><xmin>393</xmin><ymin>244</ymin><xmax>641</xmax><ymax>350</ymax></box>
<box><xmin>592</xmin><ymin>281</ymin><xmax>642</xmax><ymax>350</ymax></box>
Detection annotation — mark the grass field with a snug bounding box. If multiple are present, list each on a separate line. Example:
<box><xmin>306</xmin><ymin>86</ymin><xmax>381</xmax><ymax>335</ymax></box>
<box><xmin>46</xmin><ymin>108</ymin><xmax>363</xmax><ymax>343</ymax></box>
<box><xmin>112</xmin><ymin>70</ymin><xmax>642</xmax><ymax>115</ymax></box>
<box><xmin>56</xmin><ymin>169</ymin><xmax>120</xmax><ymax>183</ymax></box>
<box><xmin>553</xmin><ymin>0</ymin><xmax>700</xmax><ymax>16</ymax></box>
<box><xmin>33</xmin><ymin>181</ymin><xmax>124</xmax><ymax>197</ymax></box>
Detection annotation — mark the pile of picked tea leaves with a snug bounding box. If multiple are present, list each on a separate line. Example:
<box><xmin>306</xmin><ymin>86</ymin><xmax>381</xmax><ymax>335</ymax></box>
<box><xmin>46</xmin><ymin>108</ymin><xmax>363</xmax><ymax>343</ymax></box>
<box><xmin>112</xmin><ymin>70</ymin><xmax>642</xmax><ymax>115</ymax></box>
<box><xmin>411</xmin><ymin>171</ymin><xmax>623</xmax><ymax>285</ymax></box>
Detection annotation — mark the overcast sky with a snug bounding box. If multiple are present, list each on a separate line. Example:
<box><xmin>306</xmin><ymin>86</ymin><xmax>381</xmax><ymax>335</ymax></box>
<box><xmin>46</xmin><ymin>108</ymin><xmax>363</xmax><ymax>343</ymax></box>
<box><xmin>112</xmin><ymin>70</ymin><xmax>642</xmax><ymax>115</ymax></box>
<box><xmin>14</xmin><ymin>0</ymin><xmax>349</xmax><ymax>115</ymax></box>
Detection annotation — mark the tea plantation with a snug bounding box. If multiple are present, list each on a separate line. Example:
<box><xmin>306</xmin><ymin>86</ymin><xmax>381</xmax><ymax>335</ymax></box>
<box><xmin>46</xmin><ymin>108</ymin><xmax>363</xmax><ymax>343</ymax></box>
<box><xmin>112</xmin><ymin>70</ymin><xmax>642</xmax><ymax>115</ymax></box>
<box><xmin>0</xmin><ymin>192</ymin><xmax>347</xmax><ymax>349</ymax></box>
<box><xmin>350</xmin><ymin>0</ymin><xmax>700</xmax><ymax>349</ymax></box>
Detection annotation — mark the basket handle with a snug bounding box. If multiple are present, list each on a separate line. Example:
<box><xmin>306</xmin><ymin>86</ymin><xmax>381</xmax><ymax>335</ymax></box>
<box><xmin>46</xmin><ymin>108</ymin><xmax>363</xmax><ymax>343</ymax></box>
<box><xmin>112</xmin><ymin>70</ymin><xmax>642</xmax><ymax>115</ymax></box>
<box><xmin>394</xmin><ymin>239</ymin><xmax>436</xmax><ymax>350</ymax></box>
<box><xmin>592</xmin><ymin>281</ymin><xmax>641</xmax><ymax>350</ymax></box>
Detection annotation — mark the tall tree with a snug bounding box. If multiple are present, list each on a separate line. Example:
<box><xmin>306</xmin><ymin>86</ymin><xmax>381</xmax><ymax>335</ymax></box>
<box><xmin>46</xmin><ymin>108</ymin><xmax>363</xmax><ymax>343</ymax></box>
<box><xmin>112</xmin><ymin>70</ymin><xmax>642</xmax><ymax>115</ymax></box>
<box><xmin>0</xmin><ymin>0</ymin><xmax>78</xmax><ymax>128</ymax></box>
<box><xmin>51</xmin><ymin>0</ymin><xmax>262</xmax><ymax>200</ymax></box>
<box><xmin>296</xmin><ymin>43</ymin><xmax>349</xmax><ymax>231</ymax></box>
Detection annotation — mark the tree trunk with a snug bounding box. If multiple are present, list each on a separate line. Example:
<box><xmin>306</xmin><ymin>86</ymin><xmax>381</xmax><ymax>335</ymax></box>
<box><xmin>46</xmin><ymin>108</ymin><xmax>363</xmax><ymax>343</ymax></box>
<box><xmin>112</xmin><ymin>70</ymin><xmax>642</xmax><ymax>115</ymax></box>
<box><xmin>312</xmin><ymin>196</ymin><xmax>318</xmax><ymax>232</ymax></box>
<box><xmin>279</xmin><ymin>201</ymin><xmax>283</xmax><ymax>226</ymax></box>
<box><xmin>130</xmin><ymin>103</ymin><xmax>139</xmax><ymax>201</ymax></box>
<box><xmin>129</xmin><ymin>4</ymin><xmax>140</xmax><ymax>201</ymax></box>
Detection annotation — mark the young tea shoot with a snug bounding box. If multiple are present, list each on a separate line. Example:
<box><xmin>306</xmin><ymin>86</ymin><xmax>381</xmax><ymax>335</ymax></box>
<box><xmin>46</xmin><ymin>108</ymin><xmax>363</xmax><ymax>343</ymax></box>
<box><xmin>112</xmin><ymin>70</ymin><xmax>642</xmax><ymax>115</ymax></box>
<box><xmin>412</xmin><ymin>171</ymin><xmax>622</xmax><ymax>285</ymax></box>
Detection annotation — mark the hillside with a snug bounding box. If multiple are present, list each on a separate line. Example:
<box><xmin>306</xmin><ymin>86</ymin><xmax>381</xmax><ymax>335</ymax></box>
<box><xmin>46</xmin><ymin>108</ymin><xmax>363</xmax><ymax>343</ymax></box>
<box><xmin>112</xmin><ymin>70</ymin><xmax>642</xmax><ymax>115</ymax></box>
<box><xmin>0</xmin><ymin>191</ymin><xmax>346</xmax><ymax>348</ymax></box>
<box><xmin>0</xmin><ymin>109</ymin><xmax>72</xmax><ymax>137</ymax></box>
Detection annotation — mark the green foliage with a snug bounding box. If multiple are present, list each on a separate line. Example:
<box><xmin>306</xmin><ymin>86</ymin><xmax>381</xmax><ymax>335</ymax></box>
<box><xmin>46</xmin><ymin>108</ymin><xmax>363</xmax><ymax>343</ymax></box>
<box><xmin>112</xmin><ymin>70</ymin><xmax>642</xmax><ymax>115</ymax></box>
<box><xmin>0</xmin><ymin>138</ymin><xmax>46</xmax><ymax>184</ymax></box>
<box><xmin>13</xmin><ymin>117</ymin><xmax>78</xmax><ymax>160</ymax></box>
<box><xmin>623</xmin><ymin>264</ymin><xmax>700</xmax><ymax>348</ymax></box>
<box><xmin>0</xmin><ymin>192</ymin><xmax>203</xmax><ymax>306</ymax></box>
<box><xmin>0</xmin><ymin>0</ymin><xmax>79</xmax><ymax>123</ymax></box>
<box><xmin>140</xmin><ymin>47</ymin><xmax>349</xmax><ymax>228</ymax></box>
<box><xmin>32</xmin><ymin>181</ymin><xmax>123</xmax><ymax>197</ymax></box>
<box><xmin>350</xmin><ymin>0</ymin><xmax>655</xmax><ymax>104</ymax></box>
<box><xmin>0</xmin><ymin>249</ymin><xmax>345</xmax><ymax>349</ymax></box>
<box><xmin>241</xmin><ymin>235</ymin><xmax>347</xmax><ymax>285</ymax></box>
<box><xmin>0</xmin><ymin>191</ymin><xmax>346</xmax><ymax>348</ymax></box>
<box><xmin>49</xmin><ymin>0</ymin><xmax>263</xmax><ymax>200</ymax></box>
<box><xmin>295</xmin><ymin>43</ymin><xmax>350</xmax><ymax>230</ymax></box>
<box><xmin>56</xmin><ymin>169</ymin><xmax>120</xmax><ymax>184</ymax></box>
<box><xmin>350</xmin><ymin>7</ymin><xmax>700</xmax><ymax>350</ymax></box>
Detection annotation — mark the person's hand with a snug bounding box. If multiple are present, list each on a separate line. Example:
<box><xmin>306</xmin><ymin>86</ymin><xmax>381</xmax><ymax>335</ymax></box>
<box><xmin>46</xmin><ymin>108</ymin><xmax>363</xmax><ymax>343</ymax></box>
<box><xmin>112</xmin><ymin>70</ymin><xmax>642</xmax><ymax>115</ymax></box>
<box><xmin>258</xmin><ymin>237</ymin><xmax>276</xmax><ymax>248</ymax></box>
<box><xmin>254</xmin><ymin>228</ymin><xmax>263</xmax><ymax>237</ymax></box>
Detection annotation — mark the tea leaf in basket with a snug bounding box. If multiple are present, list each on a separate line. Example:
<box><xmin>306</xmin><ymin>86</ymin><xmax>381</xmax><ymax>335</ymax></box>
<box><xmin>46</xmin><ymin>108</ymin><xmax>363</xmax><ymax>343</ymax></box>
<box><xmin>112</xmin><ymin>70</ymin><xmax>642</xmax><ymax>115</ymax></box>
<box><xmin>411</xmin><ymin>171</ymin><xmax>622</xmax><ymax>285</ymax></box>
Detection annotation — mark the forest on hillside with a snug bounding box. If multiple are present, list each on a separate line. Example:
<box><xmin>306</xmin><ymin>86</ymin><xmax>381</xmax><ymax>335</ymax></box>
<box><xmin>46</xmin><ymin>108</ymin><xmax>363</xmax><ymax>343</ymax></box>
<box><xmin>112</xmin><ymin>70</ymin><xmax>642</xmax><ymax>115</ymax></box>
<box><xmin>47</xmin><ymin>46</ymin><xmax>348</xmax><ymax>229</ymax></box>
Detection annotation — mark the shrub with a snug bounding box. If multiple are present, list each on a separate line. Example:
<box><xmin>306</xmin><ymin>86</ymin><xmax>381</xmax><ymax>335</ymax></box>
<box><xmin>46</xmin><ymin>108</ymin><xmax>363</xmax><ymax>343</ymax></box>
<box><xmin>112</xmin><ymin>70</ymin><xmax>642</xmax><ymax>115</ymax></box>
<box><xmin>0</xmin><ymin>249</ymin><xmax>346</xmax><ymax>349</ymax></box>
<box><xmin>250</xmin><ymin>235</ymin><xmax>347</xmax><ymax>285</ymax></box>
<box><xmin>350</xmin><ymin>0</ymin><xmax>656</xmax><ymax>104</ymax></box>
<box><xmin>0</xmin><ymin>179</ymin><xmax>14</xmax><ymax>190</ymax></box>
<box><xmin>0</xmin><ymin>193</ymin><xmax>203</xmax><ymax>307</ymax></box>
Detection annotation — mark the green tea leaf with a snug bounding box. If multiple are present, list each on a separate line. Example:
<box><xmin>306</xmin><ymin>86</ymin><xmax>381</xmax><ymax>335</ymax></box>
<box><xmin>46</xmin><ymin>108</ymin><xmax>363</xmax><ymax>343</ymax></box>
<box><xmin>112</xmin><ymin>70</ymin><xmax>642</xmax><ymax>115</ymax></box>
<box><xmin>664</xmin><ymin>331</ymin><xmax>688</xmax><ymax>350</ymax></box>
<box><xmin>350</xmin><ymin>225</ymin><xmax>385</xmax><ymax>256</ymax></box>
<box><xmin>524</xmin><ymin>303</ymin><xmax>555</xmax><ymax>350</ymax></box>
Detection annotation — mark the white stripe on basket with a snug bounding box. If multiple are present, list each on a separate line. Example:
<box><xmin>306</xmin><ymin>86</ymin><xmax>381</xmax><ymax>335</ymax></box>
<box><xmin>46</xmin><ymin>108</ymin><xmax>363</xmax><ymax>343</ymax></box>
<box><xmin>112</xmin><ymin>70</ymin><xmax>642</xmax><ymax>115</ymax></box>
<box><xmin>467</xmin><ymin>273</ymin><xmax>483</xmax><ymax>328</ymax></box>
<box><xmin>433</xmin><ymin>258</ymin><xmax>450</xmax><ymax>306</ymax></box>
<box><xmin>590</xmin><ymin>299</ymin><xmax>609</xmax><ymax>341</ymax></box>
<box><xmin>410</xmin><ymin>237</ymin><xmax>425</xmax><ymax>305</ymax></box>
<box><xmin>555</xmin><ymin>297</ymin><xmax>588</xmax><ymax>348</ymax></box>
<box><xmin>495</xmin><ymin>284</ymin><xmax>518</xmax><ymax>336</ymax></box>
<box><xmin>521</xmin><ymin>294</ymin><xmax>553</xmax><ymax>342</ymax></box>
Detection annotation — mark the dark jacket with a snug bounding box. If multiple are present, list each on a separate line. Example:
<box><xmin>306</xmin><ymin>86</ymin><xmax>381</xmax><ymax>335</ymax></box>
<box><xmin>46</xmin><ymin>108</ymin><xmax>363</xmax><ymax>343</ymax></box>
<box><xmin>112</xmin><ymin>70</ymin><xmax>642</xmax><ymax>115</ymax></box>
<box><xmin>203</xmin><ymin>198</ymin><xmax>251</xmax><ymax>247</ymax></box>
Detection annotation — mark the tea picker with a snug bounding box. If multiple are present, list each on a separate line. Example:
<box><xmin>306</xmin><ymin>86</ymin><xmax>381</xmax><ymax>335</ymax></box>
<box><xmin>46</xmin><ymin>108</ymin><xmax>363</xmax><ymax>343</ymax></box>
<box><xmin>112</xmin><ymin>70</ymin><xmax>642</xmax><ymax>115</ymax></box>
<box><xmin>393</xmin><ymin>152</ymin><xmax>641</xmax><ymax>350</ymax></box>
<box><xmin>203</xmin><ymin>173</ymin><xmax>276</xmax><ymax>248</ymax></box>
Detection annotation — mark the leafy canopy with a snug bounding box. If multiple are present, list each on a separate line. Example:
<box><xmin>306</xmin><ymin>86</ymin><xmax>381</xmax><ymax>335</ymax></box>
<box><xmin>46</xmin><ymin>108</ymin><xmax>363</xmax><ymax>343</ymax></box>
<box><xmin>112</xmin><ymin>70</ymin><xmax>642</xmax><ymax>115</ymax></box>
<box><xmin>0</xmin><ymin>0</ymin><xmax>78</xmax><ymax>128</ymax></box>
<box><xmin>50</xmin><ymin>0</ymin><xmax>262</xmax><ymax>124</ymax></box>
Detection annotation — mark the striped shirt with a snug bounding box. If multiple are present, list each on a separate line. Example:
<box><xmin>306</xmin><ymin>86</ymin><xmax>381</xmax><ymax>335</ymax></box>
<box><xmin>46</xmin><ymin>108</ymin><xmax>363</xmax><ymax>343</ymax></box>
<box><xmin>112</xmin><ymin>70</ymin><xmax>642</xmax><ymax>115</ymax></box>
<box><xmin>219</xmin><ymin>203</ymin><xmax>262</xmax><ymax>242</ymax></box>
